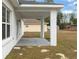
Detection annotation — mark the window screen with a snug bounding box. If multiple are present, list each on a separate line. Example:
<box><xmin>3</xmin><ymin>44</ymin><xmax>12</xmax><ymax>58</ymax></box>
<box><xmin>2</xmin><ymin>6</ymin><xmax>6</xmax><ymax>22</ymax></box>
<box><xmin>7</xmin><ymin>25</ymin><xmax>10</xmax><ymax>37</ymax></box>
<box><xmin>2</xmin><ymin>24</ymin><xmax>5</xmax><ymax>39</ymax></box>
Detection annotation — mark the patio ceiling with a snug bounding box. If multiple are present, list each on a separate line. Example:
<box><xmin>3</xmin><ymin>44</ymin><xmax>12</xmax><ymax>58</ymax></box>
<box><xmin>16</xmin><ymin>12</ymin><xmax>50</xmax><ymax>19</ymax></box>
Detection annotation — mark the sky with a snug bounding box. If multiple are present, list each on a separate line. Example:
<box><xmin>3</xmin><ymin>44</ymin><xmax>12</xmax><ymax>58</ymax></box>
<box><xmin>54</xmin><ymin>0</ymin><xmax>77</xmax><ymax>14</ymax></box>
<box><xmin>36</xmin><ymin>0</ymin><xmax>77</xmax><ymax>14</ymax></box>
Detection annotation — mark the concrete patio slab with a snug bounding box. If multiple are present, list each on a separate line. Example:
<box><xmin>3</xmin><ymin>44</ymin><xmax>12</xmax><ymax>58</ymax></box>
<box><xmin>16</xmin><ymin>38</ymin><xmax>50</xmax><ymax>46</ymax></box>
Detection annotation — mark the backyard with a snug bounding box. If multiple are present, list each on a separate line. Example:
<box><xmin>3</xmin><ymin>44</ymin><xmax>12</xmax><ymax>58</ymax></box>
<box><xmin>6</xmin><ymin>30</ymin><xmax>77</xmax><ymax>59</ymax></box>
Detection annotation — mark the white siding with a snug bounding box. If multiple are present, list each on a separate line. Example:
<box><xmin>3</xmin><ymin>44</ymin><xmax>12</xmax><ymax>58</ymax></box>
<box><xmin>2</xmin><ymin>0</ymin><xmax>23</xmax><ymax>59</ymax></box>
<box><xmin>24</xmin><ymin>25</ymin><xmax>47</xmax><ymax>32</ymax></box>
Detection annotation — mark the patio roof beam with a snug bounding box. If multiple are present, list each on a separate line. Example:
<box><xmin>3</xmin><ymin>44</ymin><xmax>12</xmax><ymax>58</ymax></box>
<box><xmin>20</xmin><ymin>4</ymin><xmax>64</xmax><ymax>8</ymax></box>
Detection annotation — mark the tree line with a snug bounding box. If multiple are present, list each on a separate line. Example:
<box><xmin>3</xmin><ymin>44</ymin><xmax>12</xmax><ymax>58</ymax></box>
<box><xmin>45</xmin><ymin>11</ymin><xmax>77</xmax><ymax>29</ymax></box>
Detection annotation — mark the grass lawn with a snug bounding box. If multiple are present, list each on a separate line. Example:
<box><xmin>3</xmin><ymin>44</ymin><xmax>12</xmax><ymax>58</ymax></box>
<box><xmin>6</xmin><ymin>30</ymin><xmax>77</xmax><ymax>59</ymax></box>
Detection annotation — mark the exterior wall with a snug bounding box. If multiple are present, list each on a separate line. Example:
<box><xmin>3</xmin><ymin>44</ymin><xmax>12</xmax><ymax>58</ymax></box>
<box><xmin>2</xmin><ymin>0</ymin><xmax>23</xmax><ymax>59</ymax></box>
<box><xmin>24</xmin><ymin>25</ymin><xmax>47</xmax><ymax>32</ymax></box>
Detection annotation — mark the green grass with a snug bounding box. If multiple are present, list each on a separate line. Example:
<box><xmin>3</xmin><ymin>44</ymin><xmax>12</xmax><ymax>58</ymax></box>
<box><xmin>6</xmin><ymin>30</ymin><xmax>77</xmax><ymax>59</ymax></box>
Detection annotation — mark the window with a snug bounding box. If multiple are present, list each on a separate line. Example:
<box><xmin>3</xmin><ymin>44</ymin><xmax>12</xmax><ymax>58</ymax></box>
<box><xmin>2</xmin><ymin>5</ymin><xmax>10</xmax><ymax>40</ymax></box>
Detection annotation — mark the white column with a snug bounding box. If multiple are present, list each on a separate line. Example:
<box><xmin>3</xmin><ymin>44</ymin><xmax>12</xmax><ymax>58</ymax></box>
<box><xmin>50</xmin><ymin>10</ymin><xmax>57</xmax><ymax>46</ymax></box>
<box><xmin>40</xmin><ymin>18</ymin><xmax>44</xmax><ymax>38</ymax></box>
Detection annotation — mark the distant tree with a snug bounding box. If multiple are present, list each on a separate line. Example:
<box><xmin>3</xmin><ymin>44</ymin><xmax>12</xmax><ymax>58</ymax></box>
<box><xmin>45</xmin><ymin>11</ymin><xmax>63</xmax><ymax>26</ymax></box>
<box><xmin>57</xmin><ymin>11</ymin><xmax>63</xmax><ymax>26</ymax></box>
<box><xmin>70</xmin><ymin>13</ymin><xmax>77</xmax><ymax>25</ymax></box>
<box><xmin>73</xmin><ymin>18</ymin><xmax>77</xmax><ymax>25</ymax></box>
<box><xmin>45</xmin><ymin>16</ymin><xmax>50</xmax><ymax>26</ymax></box>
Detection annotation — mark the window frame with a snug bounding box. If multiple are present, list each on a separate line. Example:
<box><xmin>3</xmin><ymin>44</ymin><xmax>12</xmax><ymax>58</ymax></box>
<box><xmin>2</xmin><ymin>4</ymin><xmax>11</xmax><ymax>40</ymax></box>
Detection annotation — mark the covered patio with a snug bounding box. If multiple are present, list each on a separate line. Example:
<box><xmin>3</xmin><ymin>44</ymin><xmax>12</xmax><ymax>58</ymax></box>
<box><xmin>10</xmin><ymin>0</ymin><xmax>64</xmax><ymax>46</ymax></box>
